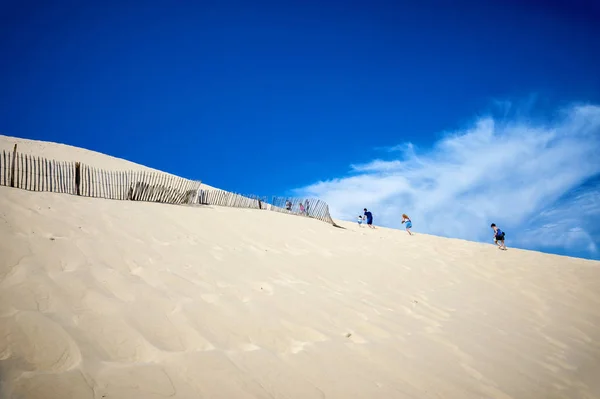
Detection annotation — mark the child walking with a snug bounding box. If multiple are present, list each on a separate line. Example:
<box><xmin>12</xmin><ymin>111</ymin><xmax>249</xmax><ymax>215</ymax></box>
<box><xmin>401</xmin><ymin>214</ymin><xmax>413</xmax><ymax>235</ymax></box>
<box><xmin>357</xmin><ymin>215</ymin><xmax>364</xmax><ymax>227</ymax></box>
<box><xmin>490</xmin><ymin>223</ymin><xmax>507</xmax><ymax>250</ymax></box>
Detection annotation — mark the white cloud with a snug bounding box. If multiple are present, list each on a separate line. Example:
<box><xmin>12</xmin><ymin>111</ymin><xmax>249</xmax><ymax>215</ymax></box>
<box><xmin>519</xmin><ymin>188</ymin><xmax>600</xmax><ymax>256</ymax></box>
<box><xmin>296</xmin><ymin>103</ymin><xmax>600</xmax><ymax>259</ymax></box>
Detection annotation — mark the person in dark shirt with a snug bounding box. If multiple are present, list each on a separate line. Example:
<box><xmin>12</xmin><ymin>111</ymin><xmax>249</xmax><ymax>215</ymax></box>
<box><xmin>490</xmin><ymin>223</ymin><xmax>507</xmax><ymax>250</ymax></box>
<box><xmin>363</xmin><ymin>208</ymin><xmax>375</xmax><ymax>229</ymax></box>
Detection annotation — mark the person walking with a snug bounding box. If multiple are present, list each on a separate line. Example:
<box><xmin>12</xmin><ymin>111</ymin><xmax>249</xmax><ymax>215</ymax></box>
<box><xmin>357</xmin><ymin>215</ymin><xmax>364</xmax><ymax>227</ymax></box>
<box><xmin>401</xmin><ymin>214</ymin><xmax>413</xmax><ymax>235</ymax></box>
<box><xmin>363</xmin><ymin>208</ymin><xmax>375</xmax><ymax>229</ymax></box>
<box><xmin>490</xmin><ymin>223</ymin><xmax>507</xmax><ymax>250</ymax></box>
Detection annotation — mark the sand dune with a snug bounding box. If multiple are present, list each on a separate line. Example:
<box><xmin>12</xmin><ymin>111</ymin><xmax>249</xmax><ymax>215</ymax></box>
<box><xmin>1</xmin><ymin>139</ymin><xmax>600</xmax><ymax>398</ymax></box>
<box><xmin>0</xmin><ymin>135</ymin><xmax>215</xmax><ymax>191</ymax></box>
<box><xmin>0</xmin><ymin>135</ymin><xmax>159</xmax><ymax>172</ymax></box>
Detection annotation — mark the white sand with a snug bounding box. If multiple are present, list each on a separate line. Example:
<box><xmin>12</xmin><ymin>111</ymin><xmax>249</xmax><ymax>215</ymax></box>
<box><xmin>0</xmin><ymin>135</ymin><xmax>159</xmax><ymax>172</ymax></box>
<box><xmin>1</xmin><ymin>138</ymin><xmax>600</xmax><ymax>399</ymax></box>
<box><xmin>0</xmin><ymin>135</ymin><xmax>215</xmax><ymax>191</ymax></box>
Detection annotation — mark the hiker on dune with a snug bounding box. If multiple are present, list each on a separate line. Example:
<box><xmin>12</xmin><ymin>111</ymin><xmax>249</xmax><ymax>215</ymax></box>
<box><xmin>357</xmin><ymin>215</ymin><xmax>364</xmax><ymax>227</ymax></box>
<box><xmin>363</xmin><ymin>208</ymin><xmax>375</xmax><ymax>229</ymax></box>
<box><xmin>401</xmin><ymin>214</ymin><xmax>413</xmax><ymax>235</ymax></box>
<box><xmin>490</xmin><ymin>223</ymin><xmax>507</xmax><ymax>250</ymax></box>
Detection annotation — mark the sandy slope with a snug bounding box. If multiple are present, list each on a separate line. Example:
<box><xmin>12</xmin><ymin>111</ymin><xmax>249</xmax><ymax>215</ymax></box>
<box><xmin>0</xmin><ymin>135</ymin><xmax>160</xmax><ymax>172</ymax></box>
<box><xmin>1</xmin><ymin>141</ymin><xmax>600</xmax><ymax>398</ymax></box>
<box><xmin>0</xmin><ymin>135</ymin><xmax>214</xmax><ymax>190</ymax></box>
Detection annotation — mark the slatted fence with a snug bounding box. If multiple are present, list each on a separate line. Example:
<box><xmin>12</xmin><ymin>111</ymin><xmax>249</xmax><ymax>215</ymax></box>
<box><xmin>197</xmin><ymin>189</ymin><xmax>336</xmax><ymax>226</ymax></box>
<box><xmin>1</xmin><ymin>144</ymin><xmax>337</xmax><ymax>226</ymax></box>
<box><xmin>0</xmin><ymin>146</ymin><xmax>201</xmax><ymax>205</ymax></box>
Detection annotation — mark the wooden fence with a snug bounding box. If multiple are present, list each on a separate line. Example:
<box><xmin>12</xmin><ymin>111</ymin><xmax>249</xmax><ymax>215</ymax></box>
<box><xmin>198</xmin><ymin>189</ymin><xmax>336</xmax><ymax>226</ymax></box>
<box><xmin>0</xmin><ymin>144</ymin><xmax>336</xmax><ymax>226</ymax></box>
<box><xmin>0</xmin><ymin>145</ymin><xmax>202</xmax><ymax>205</ymax></box>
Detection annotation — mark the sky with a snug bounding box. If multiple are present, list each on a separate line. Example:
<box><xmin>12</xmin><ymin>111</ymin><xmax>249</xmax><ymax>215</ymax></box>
<box><xmin>1</xmin><ymin>0</ymin><xmax>599</xmax><ymax>259</ymax></box>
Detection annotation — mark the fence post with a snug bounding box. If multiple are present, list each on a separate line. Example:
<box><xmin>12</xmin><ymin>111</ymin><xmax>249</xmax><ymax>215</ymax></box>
<box><xmin>75</xmin><ymin>162</ymin><xmax>81</xmax><ymax>195</ymax></box>
<box><xmin>9</xmin><ymin>144</ymin><xmax>17</xmax><ymax>187</ymax></box>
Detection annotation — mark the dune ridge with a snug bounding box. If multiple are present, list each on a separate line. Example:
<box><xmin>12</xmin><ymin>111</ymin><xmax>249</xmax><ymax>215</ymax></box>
<box><xmin>1</xmin><ymin>137</ymin><xmax>599</xmax><ymax>399</ymax></box>
<box><xmin>0</xmin><ymin>135</ymin><xmax>336</xmax><ymax>226</ymax></box>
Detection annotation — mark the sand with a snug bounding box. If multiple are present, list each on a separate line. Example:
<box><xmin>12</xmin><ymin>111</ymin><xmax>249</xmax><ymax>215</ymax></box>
<box><xmin>1</xmin><ymin>138</ymin><xmax>600</xmax><ymax>399</ymax></box>
<box><xmin>0</xmin><ymin>135</ymin><xmax>216</xmax><ymax>191</ymax></box>
<box><xmin>0</xmin><ymin>135</ymin><xmax>159</xmax><ymax>172</ymax></box>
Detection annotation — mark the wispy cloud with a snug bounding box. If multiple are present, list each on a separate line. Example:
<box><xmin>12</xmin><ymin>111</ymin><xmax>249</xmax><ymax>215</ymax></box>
<box><xmin>296</xmin><ymin>103</ymin><xmax>600</xmax><ymax>260</ymax></box>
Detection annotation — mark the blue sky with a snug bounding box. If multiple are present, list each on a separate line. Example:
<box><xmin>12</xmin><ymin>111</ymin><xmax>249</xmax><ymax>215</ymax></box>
<box><xmin>1</xmin><ymin>0</ymin><xmax>599</xmax><ymax>259</ymax></box>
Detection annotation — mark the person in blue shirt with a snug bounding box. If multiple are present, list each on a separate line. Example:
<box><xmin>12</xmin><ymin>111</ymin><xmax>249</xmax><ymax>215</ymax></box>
<box><xmin>363</xmin><ymin>208</ymin><xmax>375</xmax><ymax>229</ymax></box>
<box><xmin>490</xmin><ymin>223</ymin><xmax>507</xmax><ymax>250</ymax></box>
<box><xmin>401</xmin><ymin>214</ymin><xmax>413</xmax><ymax>235</ymax></box>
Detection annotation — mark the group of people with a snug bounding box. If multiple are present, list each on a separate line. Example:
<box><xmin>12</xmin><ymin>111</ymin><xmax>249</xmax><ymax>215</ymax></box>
<box><xmin>357</xmin><ymin>208</ymin><xmax>508</xmax><ymax>250</ymax></box>
<box><xmin>285</xmin><ymin>199</ymin><xmax>310</xmax><ymax>216</ymax></box>
<box><xmin>357</xmin><ymin>208</ymin><xmax>375</xmax><ymax>229</ymax></box>
<box><xmin>357</xmin><ymin>208</ymin><xmax>413</xmax><ymax>234</ymax></box>
<box><xmin>358</xmin><ymin>208</ymin><xmax>413</xmax><ymax>235</ymax></box>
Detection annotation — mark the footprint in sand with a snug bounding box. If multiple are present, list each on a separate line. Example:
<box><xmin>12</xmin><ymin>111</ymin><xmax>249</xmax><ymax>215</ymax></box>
<box><xmin>240</xmin><ymin>343</ymin><xmax>261</xmax><ymax>352</ymax></box>
<box><xmin>255</xmin><ymin>283</ymin><xmax>274</xmax><ymax>295</ymax></box>
<box><xmin>344</xmin><ymin>332</ymin><xmax>368</xmax><ymax>344</ymax></box>
<box><xmin>200</xmin><ymin>293</ymin><xmax>219</xmax><ymax>304</ymax></box>
<box><xmin>210</xmin><ymin>252</ymin><xmax>224</xmax><ymax>261</ymax></box>
<box><xmin>271</xmin><ymin>277</ymin><xmax>309</xmax><ymax>295</ymax></box>
<box><xmin>288</xmin><ymin>339</ymin><xmax>309</xmax><ymax>354</ymax></box>
<box><xmin>151</xmin><ymin>237</ymin><xmax>171</xmax><ymax>247</ymax></box>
